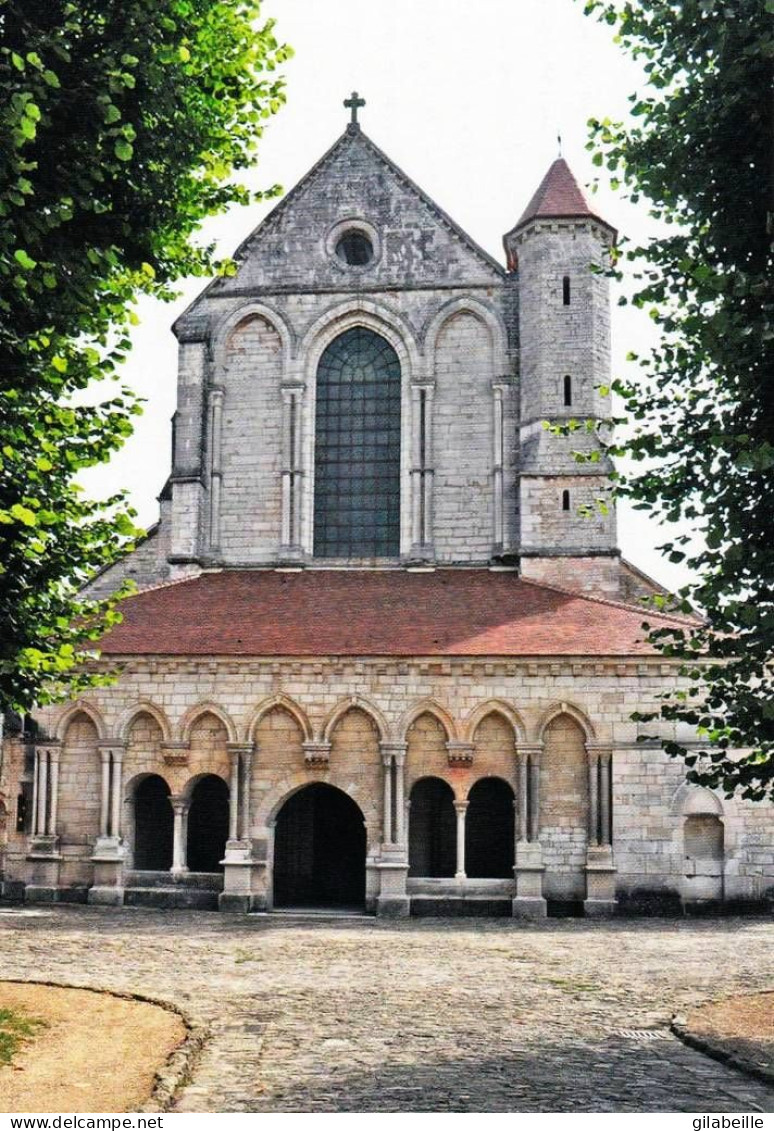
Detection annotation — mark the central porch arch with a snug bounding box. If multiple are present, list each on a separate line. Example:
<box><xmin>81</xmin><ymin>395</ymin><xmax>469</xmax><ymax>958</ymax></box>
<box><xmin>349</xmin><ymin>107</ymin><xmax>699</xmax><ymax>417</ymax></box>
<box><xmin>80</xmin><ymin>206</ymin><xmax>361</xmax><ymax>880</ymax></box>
<box><xmin>273</xmin><ymin>783</ymin><xmax>366</xmax><ymax>909</ymax></box>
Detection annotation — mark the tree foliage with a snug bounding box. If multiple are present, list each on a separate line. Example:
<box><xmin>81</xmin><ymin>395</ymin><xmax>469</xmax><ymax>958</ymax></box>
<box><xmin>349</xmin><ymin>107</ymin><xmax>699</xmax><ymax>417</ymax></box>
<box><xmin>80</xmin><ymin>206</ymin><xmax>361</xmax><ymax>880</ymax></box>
<box><xmin>0</xmin><ymin>0</ymin><xmax>290</xmax><ymax>711</ymax></box>
<box><xmin>582</xmin><ymin>0</ymin><xmax>774</xmax><ymax>798</ymax></box>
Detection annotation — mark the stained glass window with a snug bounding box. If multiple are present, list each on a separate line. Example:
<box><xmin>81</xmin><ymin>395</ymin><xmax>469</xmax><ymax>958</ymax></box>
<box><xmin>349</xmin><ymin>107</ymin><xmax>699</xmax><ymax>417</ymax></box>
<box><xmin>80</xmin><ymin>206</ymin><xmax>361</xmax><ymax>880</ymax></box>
<box><xmin>314</xmin><ymin>328</ymin><xmax>401</xmax><ymax>558</ymax></box>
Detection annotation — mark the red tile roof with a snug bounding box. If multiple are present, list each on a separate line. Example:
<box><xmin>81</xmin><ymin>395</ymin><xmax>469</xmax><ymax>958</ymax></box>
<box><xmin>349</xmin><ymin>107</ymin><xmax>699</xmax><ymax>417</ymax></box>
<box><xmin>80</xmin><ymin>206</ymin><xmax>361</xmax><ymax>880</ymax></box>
<box><xmin>97</xmin><ymin>569</ymin><xmax>690</xmax><ymax>658</ymax></box>
<box><xmin>510</xmin><ymin>157</ymin><xmax>615</xmax><ymax>235</ymax></box>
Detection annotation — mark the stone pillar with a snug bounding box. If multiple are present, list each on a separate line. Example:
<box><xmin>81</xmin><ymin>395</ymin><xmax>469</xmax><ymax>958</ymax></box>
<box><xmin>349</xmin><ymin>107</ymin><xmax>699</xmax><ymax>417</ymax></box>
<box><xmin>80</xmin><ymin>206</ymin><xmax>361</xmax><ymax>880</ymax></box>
<box><xmin>30</xmin><ymin>747</ymin><xmax>39</xmax><ymax>838</ymax></box>
<box><xmin>228</xmin><ymin>745</ymin><xmax>241</xmax><ymax>841</ymax></box>
<box><xmin>99</xmin><ymin>748</ymin><xmax>111</xmax><ymax>838</ymax></box>
<box><xmin>376</xmin><ymin>742</ymin><xmax>409</xmax><ymax>918</ymax></box>
<box><xmin>410</xmin><ymin>385</ymin><xmax>423</xmax><ymax>549</ymax></box>
<box><xmin>90</xmin><ymin>744</ymin><xmax>127</xmax><ymax>906</ymax></box>
<box><xmin>454</xmin><ymin>801</ymin><xmax>468</xmax><ymax>880</ymax></box>
<box><xmin>26</xmin><ymin>743</ymin><xmax>62</xmax><ymax>903</ymax></box>
<box><xmin>241</xmin><ymin>749</ymin><xmax>253</xmax><ymax>842</ymax></box>
<box><xmin>513</xmin><ymin>744</ymin><xmax>546</xmax><ymax>918</ymax></box>
<box><xmin>492</xmin><ymin>383</ymin><xmax>506</xmax><ymax>550</ymax></box>
<box><xmin>170</xmin><ymin>795</ymin><xmax>189</xmax><ymax>878</ymax></box>
<box><xmin>422</xmin><ymin>385</ymin><xmax>434</xmax><ymax>550</ymax></box>
<box><xmin>208</xmin><ymin>386</ymin><xmax>224</xmax><ymax>553</ymax></box>
<box><xmin>588</xmin><ymin>748</ymin><xmax>600</xmax><ymax>847</ymax></box>
<box><xmin>585</xmin><ymin>744</ymin><xmax>617</xmax><ymax>916</ymax></box>
<box><xmin>280</xmin><ymin>385</ymin><xmax>305</xmax><ymax>560</ymax></box>
<box><xmin>169</xmin><ymin>333</ymin><xmax>207</xmax><ymax>566</ymax></box>
<box><xmin>382</xmin><ymin>753</ymin><xmax>393</xmax><ymax>846</ymax></box>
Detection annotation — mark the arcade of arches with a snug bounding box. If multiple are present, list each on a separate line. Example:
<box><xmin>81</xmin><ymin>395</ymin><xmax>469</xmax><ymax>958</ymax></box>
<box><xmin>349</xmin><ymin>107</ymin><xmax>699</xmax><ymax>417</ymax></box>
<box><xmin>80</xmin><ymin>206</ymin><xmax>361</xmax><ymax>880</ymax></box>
<box><xmin>9</xmin><ymin>701</ymin><xmax>642</xmax><ymax>916</ymax></box>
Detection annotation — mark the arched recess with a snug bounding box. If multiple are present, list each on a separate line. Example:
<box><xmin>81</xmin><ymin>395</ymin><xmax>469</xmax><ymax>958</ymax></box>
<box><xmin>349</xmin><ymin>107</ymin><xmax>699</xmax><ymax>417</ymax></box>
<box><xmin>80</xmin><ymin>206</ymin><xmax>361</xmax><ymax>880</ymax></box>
<box><xmin>187</xmin><ymin>710</ymin><xmax>230</xmax><ymax>784</ymax></box>
<box><xmin>401</xmin><ymin>699</ymin><xmax>458</xmax><ymax>744</ymax></box>
<box><xmin>128</xmin><ymin>773</ymin><xmax>173</xmax><ymax>871</ymax></box>
<box><xmin>54</xmin><ymin>702</ymin><xmax>106</xmax><ymax>743</ymax></box>
<box><xmin>58</xmin><ymin>713</ymin><xmax>101</xmax><ymax>844</ymax></box>
<box><xmin>299</xmin><ymin>301</ymin><xmax>419</xmax><ymax>555</ymax></box>
<box><xmin>682</xmin><ymin>785</ymin><xmax>725</xmax><ymax>901</ymax></box>
<box><xmin>184</xmin><ymin>773</ymin><xmax>230</xmax><ymax>873</ymax></box>
<box><xmin>250</xmin><ymin>705</ymin><xmax>306</xmax><ymax>827</ymax></box>
<box><xmin>212</xmin><ymin>301</ymin><xmax>294</xmax><ymax>374</ymax></box>
<box><xmin>465</xmin><ymin>776</ymin><xmax>515</xmax><ymax>879</ymax></box>
<box><xmin>671</xmin><ymin>783</ymin><xmax>723</xmax><ymax>818</ymax></box>
<box><xmin>180</xmin><ymin>703</ymin><xmax>238</xmax><ymax>745</ymax></box>
<box><xmin>313</xmin><ymin>327</ymin><xmax>402</xmax><ymax>558</ymax></box>
<box><xmin>124</xmin><ymin>710</ymin><xmax>165</xmax><ymax>783</ymax></box>
<box><xmin>213</xmin><ymin>308</ymin><xmax>285</xmax><ymax>558</ymax></box>
<box><xmin>423</xmin><ymin>297</ymin><xmax>509</xmax><ymax>374</ymax></box>
<box><xmin>408</xmin><ymin>777</ymin><xmax>456</xmax><ymax>877</ymax></box>
<box><xmin>327</xmin><ymin>708</ymin><xmax>382</xmax><ymax>815</ymax></box>
<box><xmin>536</xmin><ymin>702</ymin><xmax>597</xmax><ymax>744</ymax></box>
<box><xmin>405</xmin><ymin>711</ymin><xmax>450</xmax><ymax>790</ymax></box>
<box><xmin>247</xmin><ymin>695</ymin><xmax>312</xmax><ymax>744</ymax></box>
<box><xmin>464</xmin><ymin>700</ymin><xmax>525</xmax><ymax>745</ymax></box>
<box><xmin>469</xmin><ymin>712</ymin><xmax>519</xmax><ymax>794</ymax></box>
<box><xmin>322</xmin><ymin>697</ymin><xmax>387</xmax><ymax>744</ymax></box>
<box><xmin>432</xmin><ymin>310</ymin><xmax>496</xmax><ymax>560</ymax></box>
<box><xmin>119</xmin><ymin>702</ymin><xmax>171</xmax><ymax>745</ymax></box>
<box><xmin>273</xmin><ymin>783</ymin><xmax>366</xmax><ymax>908</ymax></box>
<box><xmin>540</xmin><ymin>713</ymin><xmax>589</xmax><ymax>900</ymax></box>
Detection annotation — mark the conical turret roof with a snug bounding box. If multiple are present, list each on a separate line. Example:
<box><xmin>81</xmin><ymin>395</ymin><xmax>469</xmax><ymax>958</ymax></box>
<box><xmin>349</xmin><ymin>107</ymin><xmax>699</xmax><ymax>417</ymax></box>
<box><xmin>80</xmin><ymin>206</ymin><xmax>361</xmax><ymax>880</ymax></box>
<box><xmin>507</xmin><ymin>157</ymin><xmax>616</xmax><ymax>238</ymax></box>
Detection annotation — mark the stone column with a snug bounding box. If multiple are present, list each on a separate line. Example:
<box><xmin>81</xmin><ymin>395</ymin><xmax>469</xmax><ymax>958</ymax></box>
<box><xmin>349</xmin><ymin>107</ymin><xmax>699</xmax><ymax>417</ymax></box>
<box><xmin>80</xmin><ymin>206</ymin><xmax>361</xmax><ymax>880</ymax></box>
<box><xmin>381</xmin><ymin>752</ymin><xmax>393</xmax><ymax>846</ymax></box>
<box><xmin>422</xmin><ymin>385</ymin><xmax>434</xmax><ymax>549</ymax></box>
<box><xmin>208</xmin><ymin>386</ymin><xmax>224</xmax><ymax>553</ymax></box>
<box><xmin>588</xmin><ymin>748</ymin><xmax>600</xmax><ymax>847</ymax></box>
<box><xmin>585</xmin><ymin>744</ymin><xmax>616</xmax><ymax>916</ymax></box>
<box><xmin>454</xmin><ymin>801</ymin><xmax>468</xmax><ymax>880</ymax></box>
<box><xmin>30</xmin><ymin>747</ymin><xmax>40</xmax><ymax>837</ymax></box>
<box><xmin>170</xmin><ymin>795</ymin><xmax>189</xmax><ymax>877</ymax></box>
<box><xmin>48</xmin><ymin>747</ymin><xmax>60</xmax><ymax>837</ymax></box>
<box><xmin>394</xmin><ymin>746</ymin><xmax>407</xmax><ymax>847</ymax></box>
<box><xmin>37</xmin><ymin>749</ymin><xmax>49</xmax><ymax>838</ymax></box>
<box><xmin>241</xmin><ymin>749</ymin><xmax>253</xmax><ymax>842</ymax></box>
<box><xmin>410</xmin><ymin>385</ymin><xmax>423</xmax><ymax>549</ymax></box>
<box><xmin>228</xmin><ymin>745</ymin><xmax>241</xmax><ymax>841</ymax></box>
<box><xmin>110</xmin><ymin>747</ymin><xmax>123</xmax><ymax>839</ymax></box>
<box><xmin>513</xmin><ymin>743</ymin><xmax>546</xmax><ymax>919</ymax></box>
<box><xmin>492</xmin><ymin>383</ymin><xmax>506</xmax><ymax>549</ymax></box>
<box><xmin>376</xmin><ymin>743</ymin><xmax>410</xmax><ymax>918</ymax></box>
<box><xmin>99</xmin><ymin>749</ymin><xmax>111</xmax><ymax>838</ymax></box>
<box><xmin>26</xmin><ymin>743</ymin><xmax>62</xmax><ymax>903</ymax></box>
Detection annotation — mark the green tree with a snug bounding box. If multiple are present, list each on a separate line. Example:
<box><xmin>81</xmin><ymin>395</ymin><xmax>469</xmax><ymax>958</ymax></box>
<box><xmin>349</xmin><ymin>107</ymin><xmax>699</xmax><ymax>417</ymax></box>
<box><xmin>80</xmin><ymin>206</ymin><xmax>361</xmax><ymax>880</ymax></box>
<box><xmin>0</xmin><ymin>0</ymin><xmax>290</xmax><ymax>711</ymax></box>
<box><xmin>582</xmin><ymin>0</ymin><xmax>774</xmax><ymax>798</ymax></box>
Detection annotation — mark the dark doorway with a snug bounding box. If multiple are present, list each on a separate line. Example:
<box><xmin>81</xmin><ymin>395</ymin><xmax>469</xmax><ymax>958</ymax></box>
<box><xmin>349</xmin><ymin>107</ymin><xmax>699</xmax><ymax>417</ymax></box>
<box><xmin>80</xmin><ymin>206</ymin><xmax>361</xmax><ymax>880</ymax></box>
<box><xmin>134</xmin><ymin>775</ymin><xmax>173</xmax><ymax>870</ymax></box>
<box><xmin>466</xmin><ymin>777</ymin><xmax>515</xmax><ymax>879</ymax></box>
<box><xmin>273</xmin><ymin>784</ymin><xmax>366</xmax><ymax>908</ymax></box>
<box><xmin>408</xmin><ymin>777</ymin><xmax>456</xmax><ymax>877</ymax></box>
<box><xmin>187</xmin><ymin>775</ymin><xmax>230</xmax><ymax>873</ymax></box>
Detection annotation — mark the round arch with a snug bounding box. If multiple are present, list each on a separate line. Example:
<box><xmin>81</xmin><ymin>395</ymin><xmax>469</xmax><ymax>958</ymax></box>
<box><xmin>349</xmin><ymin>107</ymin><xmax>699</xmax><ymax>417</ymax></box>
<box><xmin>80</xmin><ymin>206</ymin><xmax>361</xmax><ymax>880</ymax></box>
<box><xmin>408</xmin><ymin>776</ymin><xmax>457</xmax><ymax>878</ymax></box>
<box><xmin>465</xmin><ymin>776</ymin><xmax>515</xmax><ymax>879</ymax></box>
<box><xmin>183</xmin><ymin>773</ymin><xmax>230</xmax><ymax>873</ymax></box>
<box><xmin>126</xmin><ymin>772</ymin><xmax>173</xmax><ymax>872</ymax></box>
<box><xmin>273</xmin><ymin>782</ymin><xmax>366</xmax><ymax>909</ymax></box>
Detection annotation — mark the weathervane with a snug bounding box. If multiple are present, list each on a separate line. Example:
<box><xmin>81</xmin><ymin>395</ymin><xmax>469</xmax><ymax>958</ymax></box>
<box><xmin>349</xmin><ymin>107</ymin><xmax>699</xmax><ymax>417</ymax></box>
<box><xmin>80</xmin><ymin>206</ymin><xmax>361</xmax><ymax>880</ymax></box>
<box><xmin>344</xmin><ymin>90</ymin><xmax>366</xmax><ymax>126</ymax></box>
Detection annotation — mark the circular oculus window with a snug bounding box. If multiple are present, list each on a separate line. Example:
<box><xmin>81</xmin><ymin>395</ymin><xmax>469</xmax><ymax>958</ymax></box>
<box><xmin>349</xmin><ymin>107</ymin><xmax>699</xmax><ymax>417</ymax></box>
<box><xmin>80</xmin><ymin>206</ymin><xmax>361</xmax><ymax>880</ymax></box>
<box><xmin>335</xmin><ymin>230</ymin><xmax>374</xmax><ymax>266</ymax></box>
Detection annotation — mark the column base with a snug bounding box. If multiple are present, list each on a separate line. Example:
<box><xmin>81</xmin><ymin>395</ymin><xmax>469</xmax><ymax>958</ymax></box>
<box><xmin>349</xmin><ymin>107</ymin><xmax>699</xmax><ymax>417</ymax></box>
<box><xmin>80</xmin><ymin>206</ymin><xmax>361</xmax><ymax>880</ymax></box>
<box><xmin>376</xmin><ymin>855</ymin><xmax>409</xmax><ymax>916</ymax></box>
<box><xmin>512</xmin><ymin>896</ymin><xmax>547</xmax><ymax>919</ymax></box>
<box><xmin>583</xmin><ymin>898</ymin><xmax>617</xmax><ymax>917</ymax></box>
<box><xmin>218</xmin><ymin>892</ymin><xmax>252</xmax><ymax>914</ymax></box>
<box><xmin>25</xmin><ymin>885</ymin><xmax>60</xmax><ymax>904</ymax></box>
<box><xmin>88</xmin><ymin>886</ymin><xmax>125</xmax><ymax>907</ymax></box>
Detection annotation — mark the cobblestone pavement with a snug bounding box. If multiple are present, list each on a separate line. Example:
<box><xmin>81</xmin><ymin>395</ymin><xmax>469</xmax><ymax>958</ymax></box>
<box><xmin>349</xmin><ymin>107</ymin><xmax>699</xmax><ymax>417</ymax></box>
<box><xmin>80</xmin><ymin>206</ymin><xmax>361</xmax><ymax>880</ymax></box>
<box><xmin>0</xmin><ymin>906</ymin><xmax>772</xmax><ymax>1112</ymax></box>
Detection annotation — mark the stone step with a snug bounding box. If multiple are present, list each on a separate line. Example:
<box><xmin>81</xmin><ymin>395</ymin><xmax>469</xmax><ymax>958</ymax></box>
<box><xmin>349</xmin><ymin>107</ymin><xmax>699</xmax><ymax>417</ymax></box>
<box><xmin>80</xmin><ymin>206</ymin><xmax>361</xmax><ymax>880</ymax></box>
<box><xmin>124</xmin><ymin>886</ymin><xmax>219</xmax><ymax>911</ymax></box>
<box><xmin>125</xmin><ymin>871</ymin><xmax>223</xmax><ymax>891</ymax></box>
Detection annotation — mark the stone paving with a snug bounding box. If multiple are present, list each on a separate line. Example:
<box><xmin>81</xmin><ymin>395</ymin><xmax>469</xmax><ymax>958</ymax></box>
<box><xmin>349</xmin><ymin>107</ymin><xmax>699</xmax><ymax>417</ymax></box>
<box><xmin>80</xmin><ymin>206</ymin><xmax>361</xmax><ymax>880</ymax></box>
<box><xmin>0</xmin><ymin>905</ymin><xmax>772</xmax><ymax>1112</ymax></box>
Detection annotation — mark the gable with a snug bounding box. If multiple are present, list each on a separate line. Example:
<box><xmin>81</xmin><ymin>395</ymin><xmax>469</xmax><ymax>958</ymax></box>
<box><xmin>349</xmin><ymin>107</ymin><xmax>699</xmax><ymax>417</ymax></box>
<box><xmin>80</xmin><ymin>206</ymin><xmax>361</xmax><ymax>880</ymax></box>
<box><xmin>209</xmin><ymin>127</ymin><xmax>505</xmax><ymax>294</ymax></box>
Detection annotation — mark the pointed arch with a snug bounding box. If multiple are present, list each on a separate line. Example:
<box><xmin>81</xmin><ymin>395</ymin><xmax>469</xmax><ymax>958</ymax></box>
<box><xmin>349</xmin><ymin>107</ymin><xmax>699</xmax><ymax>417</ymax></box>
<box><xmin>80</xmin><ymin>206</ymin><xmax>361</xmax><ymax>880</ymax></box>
<box><xmin>299</xmin><ymin>298</ymin><xmax>420</xmax><ymax>378</ymax></box>
<box><xmin>423</xmin><ymin>296</ymin><xmax>509</xmax><ymax>374</ymax></box>
<box><xmin>245</xmin><ymin>695</ymin><xmax>313</xmax><ymax>743</ymax></box>
<box><xmin>118</xmin><ymin>701</ymin><xmax>172</xmax><ymax>744</ymax></box>
<box><xmin>400</xmin><ymin>698</ymin><xmax>457</xmax><ymax>743</ymax></box>
<box><xmin>54</xmin><ymin>701</ymin><xmax>106</xmax><ymax>743</ymax></box>
<box><xmin>179</xmin><ymin>702</ymin><xmax>238</xmax><ymax>744</ymax></box>
<box><xmin>535</xmin><ymin>702</ymin><xmax>597</xmax><ymax>743</ymax></box>
<box><xmin>212</xmin><ymin>300</ymin><xmax>294</xmax><ymax>372</ymax></box>
<box><xmin>463</xmin><ymin>700</ymin><xmax>526</xmax><ymax>744</ymax></box>
<box><xmin>320</xmin><ymin>696</ymin><xmax>388</xmax><ymax>743</ymax></box>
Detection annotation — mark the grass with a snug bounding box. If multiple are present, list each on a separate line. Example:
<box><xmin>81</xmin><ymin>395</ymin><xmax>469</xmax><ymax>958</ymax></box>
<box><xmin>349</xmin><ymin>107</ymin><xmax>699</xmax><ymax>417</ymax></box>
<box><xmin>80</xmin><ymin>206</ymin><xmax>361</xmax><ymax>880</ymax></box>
<box><xmin>0</xmin><ymin>1008</ymin><xmax>46</xmax><ymax>1066</ymax></box>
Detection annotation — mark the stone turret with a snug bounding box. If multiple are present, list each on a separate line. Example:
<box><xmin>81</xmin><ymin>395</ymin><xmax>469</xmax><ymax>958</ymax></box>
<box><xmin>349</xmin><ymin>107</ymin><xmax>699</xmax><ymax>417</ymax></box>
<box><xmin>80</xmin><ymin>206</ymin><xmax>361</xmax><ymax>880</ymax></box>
<box><xmin>505</xmin><ymin>158</ymin><xmax>620</xmax><ymax>596</ymax></box>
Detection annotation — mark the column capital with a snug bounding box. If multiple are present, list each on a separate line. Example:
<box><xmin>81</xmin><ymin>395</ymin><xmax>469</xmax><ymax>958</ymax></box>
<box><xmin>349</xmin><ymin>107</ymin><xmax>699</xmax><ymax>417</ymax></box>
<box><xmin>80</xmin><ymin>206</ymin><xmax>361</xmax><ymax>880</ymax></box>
<box><xmin>446</xmin><ymin>741</ymin><xmax>474</xmax><ymax>766</ymax></box>
<box><xmin>586</xmin><ymin>743</ymin><xmax>613</xmax><ymax>760</ymax></box>
<box><xmin>453</xmin><ymin>800</ymin><xmax>469</xmax><ymax>814</ymax></box>
<box><xmin>168</xmin><ymin>794</ymin><xmax>190</xmax><ymax>816</ymax></box>
<box><xmin>227</xmin><ymin>742</ymin><xmax>256</xmax><ymax>757</ymax></box>
<box><xmin>302</xmin><ymin>740</ymin><xmax>331</xmax><ymax>768</ymax></box>
<box><xmin>380</xmin><ymin>741</ymin><xmax>407</xmax><ymax>766</ymax></box>
<box><xmin>35</xmin><ymin>741</ymin><xmax>62</xmax><ymax>754</ymax></box>
<box><xmin>517</xmin><ymin>742</ymin><xmax>544</xmax><ymax>756</ymax></box>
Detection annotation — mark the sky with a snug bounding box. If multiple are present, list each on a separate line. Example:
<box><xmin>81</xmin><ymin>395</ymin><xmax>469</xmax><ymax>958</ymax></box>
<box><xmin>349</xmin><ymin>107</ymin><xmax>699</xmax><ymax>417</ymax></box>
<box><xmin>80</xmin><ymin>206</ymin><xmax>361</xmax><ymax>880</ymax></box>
<box><xmin>84</xmin><ymin>0</ymin><xmax>691</xmax><ymax>591</ymax></box>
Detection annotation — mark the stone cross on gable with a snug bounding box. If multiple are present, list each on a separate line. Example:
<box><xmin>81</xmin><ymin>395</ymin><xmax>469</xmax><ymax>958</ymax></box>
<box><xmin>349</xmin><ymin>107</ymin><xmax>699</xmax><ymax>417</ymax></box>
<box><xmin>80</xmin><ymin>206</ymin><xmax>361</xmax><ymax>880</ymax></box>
<box><xmin>344</xmin><ymin>90</ymin><xmax>366</xmax><ymax>126</ymax></box>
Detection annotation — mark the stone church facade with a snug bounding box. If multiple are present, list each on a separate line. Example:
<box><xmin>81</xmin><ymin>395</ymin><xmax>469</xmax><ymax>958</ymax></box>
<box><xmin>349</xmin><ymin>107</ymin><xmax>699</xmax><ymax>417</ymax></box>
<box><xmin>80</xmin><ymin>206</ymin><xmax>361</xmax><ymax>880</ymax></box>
<box><xmin>1</xmin><ymin>108</ymin><xmax>772</xmax><ymax>916</ymax></box>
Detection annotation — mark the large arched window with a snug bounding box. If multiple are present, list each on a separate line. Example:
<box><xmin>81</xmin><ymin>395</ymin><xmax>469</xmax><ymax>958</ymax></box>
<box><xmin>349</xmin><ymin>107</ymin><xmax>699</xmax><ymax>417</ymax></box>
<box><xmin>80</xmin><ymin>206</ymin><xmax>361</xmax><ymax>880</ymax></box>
<box><xmin>314</xmin><ymin>327</ymin><xmax>401</xmax><ymax>557</ymax></box>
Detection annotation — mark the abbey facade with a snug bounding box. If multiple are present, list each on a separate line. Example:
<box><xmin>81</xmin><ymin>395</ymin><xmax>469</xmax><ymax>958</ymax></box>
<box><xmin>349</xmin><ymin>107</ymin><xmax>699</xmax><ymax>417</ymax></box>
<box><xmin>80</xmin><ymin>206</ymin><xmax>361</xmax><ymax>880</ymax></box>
<box><xmin>1</xmin><ymin>111</ymin><xmax>771</xmax><ymax>916</ymax></box>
